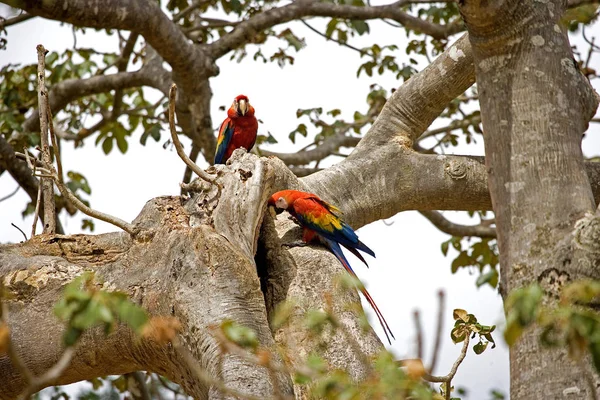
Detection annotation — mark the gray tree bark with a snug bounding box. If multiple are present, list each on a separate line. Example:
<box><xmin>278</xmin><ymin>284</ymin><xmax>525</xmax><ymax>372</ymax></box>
<box><xmin>460</xmin><ymin>0</ymin><xmax>600</xmax><ymax>398</ymax></box>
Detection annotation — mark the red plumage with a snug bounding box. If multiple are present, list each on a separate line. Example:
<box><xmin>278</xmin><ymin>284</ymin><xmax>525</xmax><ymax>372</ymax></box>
<box><xmin>214</xmin><ymin>94</ymin><xmax>258</xmax><ymax>164</ymax></box>
<box><xmin>268</xmin><ymin>190</ymin><xmax>394</xmax><ymax>344</ymax></box>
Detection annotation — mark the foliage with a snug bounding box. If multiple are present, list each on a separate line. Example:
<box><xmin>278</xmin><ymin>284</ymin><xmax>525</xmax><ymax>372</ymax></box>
<box><xmin>441</xmin><ymin>236</ymin><xmax>499</xmax><ymax>289</ymax></box>
<box><xmin>451</xmin><ymin>308</ymin><xmax>496</xmax><ymax>354</ymax></box>
<box><xmin>504</xmin><ymin>280</ymin><xmax>600</xmax><ymax>373</ymax></box>
<box><xmin>54</xmin><ymin>271</ymin><xmax>148</xmax><ymax>346</ymax></box>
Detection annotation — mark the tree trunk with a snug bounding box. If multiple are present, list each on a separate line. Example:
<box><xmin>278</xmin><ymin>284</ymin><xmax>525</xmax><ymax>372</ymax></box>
<box><xmin>460</xmin><ymin>1</ymin><xmax>600</xmax><ymax>398</ymax></box>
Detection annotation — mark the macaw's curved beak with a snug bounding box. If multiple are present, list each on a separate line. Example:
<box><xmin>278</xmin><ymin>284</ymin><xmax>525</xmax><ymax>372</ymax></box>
<box><xmin>268</xmin><ymin>205</ymin><xmax>277</xmax><ymax>218</ymax></box>
<box><xmin>238</xmin><ymin>99</ymin><xmax>248</xmax><ymax>116</ymax></box>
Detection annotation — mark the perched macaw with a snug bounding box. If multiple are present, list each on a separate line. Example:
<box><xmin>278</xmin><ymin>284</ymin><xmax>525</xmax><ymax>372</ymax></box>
<box><xmin>268</xmin><ymin>189</ymin><xmax>395</xmax><ymax>344</ymax></box>
<box><xmin>214</xmin><ymin>94</ymin><xmax>259</xmax><ymax>165</ymax></box>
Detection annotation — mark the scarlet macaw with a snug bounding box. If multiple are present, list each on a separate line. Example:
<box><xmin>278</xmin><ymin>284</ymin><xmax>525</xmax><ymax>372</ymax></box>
<box><xmin>268</xmin><ymin>189</ymin><xmax>395</xmax><ymax>344</ymax></box>
<box><xmin>214</xmin><ymin>94</ymin><xmax>258</xmax><ymax>164</ymax></box>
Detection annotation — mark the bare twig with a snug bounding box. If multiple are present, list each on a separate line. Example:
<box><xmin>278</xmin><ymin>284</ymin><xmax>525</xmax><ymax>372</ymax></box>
<box><xmin>301</xmin><ymin>19</ymin><xmax>364</xmax><ymax>54</ymax></box>
<box><xmin>36</xmin><ymin>44</ymin><xmax>56</xmax><ymax>234</ymax></box>
<box><xmin>181</xmin><ymin>145</ymin><xmax>200</xmax><ymax>191</ymax></box>
<box><xmin>1</xmin><ymin>295</ymin><xmax>76</xmax><ymax>400</ymax></box>
<box><xmin>420</xmin><ymin>210</ymin><xmax>497</xmax><ymax>238</ymax></box>
<box><xmin>429</xmin><ymin>290</ymin><xmax>445</xmax><ymax>374</ymax></box>
<box><xmin>413</xmin><ymin>310</ymin><xmax>424</xmax><ymax>360</ymax></box>
<box><xmin>10</xmin><ymin>223</ymin><xmax>27</xmax><ymax>241</ymax></box>
<box><xmin>0</xmin><ymin>185</ymin><xmax>19</xmax><ymax>203</ymax></box>
<box><xmin>31</xmin><ymin>181</ymin><xmax>42</xmax><ymax>238</ymax></box>
<box><xmin>156</xmin><ymin>375</ymin><xmax>182</xmax><ymax>397</ymax></box>
<box><xmin>168</xmin><ymin>84</ymin><xmax>221</xmax><ymax>190</ymax></box>
<box><xmin>0</xmin><ymin>13</ymin><xmax>34</xmax><ymax>29</ymax></box>
<box><xmin>422</xmin><ymin>335</ymin><xmax>470</xmax><ymax>396</ymax></box>
<box><xmin>173</xmin><ymin>0</ymin><xmax>212</xmax><ymax>22</ymax></box>
<box><xmin>127</xmin><ymin>372</ymin><xmax>152</xmax><ymax>400</ymax></box>
<box><xmin>40</xmin><ymin>105</ymin><xmax>138</xmax><ymax>236</ymax></box>
<box><xmin>46</xmin><ymin>104</ymin><xmax>62</xmax><ymax>179</ymax></box>
<box><xmin>18</xmin><ymin>347</ymin><xmax>76</xmax><ymax>400</ymax></box>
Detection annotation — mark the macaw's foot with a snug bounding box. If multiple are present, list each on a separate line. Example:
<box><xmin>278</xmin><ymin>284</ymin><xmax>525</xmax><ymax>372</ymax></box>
<box><xmin>282</xmin><ymin>241</ymin><xmax>308</xmax><ymax>249</ymax></box>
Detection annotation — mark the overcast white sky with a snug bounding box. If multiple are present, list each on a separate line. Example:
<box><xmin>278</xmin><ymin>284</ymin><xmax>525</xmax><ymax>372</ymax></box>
<box><xmin>1</xmin><ymin>3</ymin><xmax>599</xmax><ymax>399</ymax></box>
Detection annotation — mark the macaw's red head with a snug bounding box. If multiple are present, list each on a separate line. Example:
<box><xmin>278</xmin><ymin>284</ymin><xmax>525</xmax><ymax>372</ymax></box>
<box><xmin>269</xmin><ymin>190</ymin><xmax>305</xmax><ymax>213</ymax></box>
<box><xmin>230</xmin><ymin>94</ymin><xmax>253</xmax><ymax>117</ymax></box>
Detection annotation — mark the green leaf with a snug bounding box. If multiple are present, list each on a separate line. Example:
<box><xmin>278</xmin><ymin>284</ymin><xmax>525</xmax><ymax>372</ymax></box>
<box><xmin>504</xmin><ymin>314</ymin><xmax>524</xmax><ymax>346</ymax></box>
<box><xmin>288</xmin><ymin>123</ymin><xmax>307</xmax><ymax>144</ymax></box>
<box><xmin>140</xmin><ymin>124</ymin><xmax>161</xmax><ymax>145</ymax></box>
<box><xmin>451</xmin><ymin>326</ymin><xmax>467</xmax><ymax>343</ymax></box>
<box><xmin>350</xmin><ymin>20</ymin><xmax>369</xmax><ymax>35</ymax></box>
<box><xmin>81</xmin><ymin>219</ymin><xmax>95</xmax><ymax>232</ymax></box>
<box><xmin>305</xmin><ymin>309</ymin><xmax>332</xmax><ymax>334</ymax></box>
<box><xmin>271</xmin><ymin>301</ymin><xmax>295</xmax><ymax>331</ymax></box>
<box><xmin>473</xmin><ymin>340</ymin><xmax>488</xmax><ymax>354</ymax></box>
<box><xmin>117</xmin><ymin>300</ymin><xmax>148</xmax><ymax>333</ymax></box>
<box><xmin>441</xmin><ymin>240</ymin><xmax>449</xmax><ymax>256</ymax></box>
<box><xmin>221</xmin><ymin>320</ymin><xmax>259</xmax><ymax>349</ymax></box>
<box><xmin>102</xmin><ymin>137</ymin><xmax>114</xmax><ymax>154</ymax></box>
<box><xmin>453</xmin><ymin>309</ymin><xmax>468</xmax><ymax>322</ymax></box>
<box><xmin>63</xmin><ymin>327</ymin><xmax>83</xmax><ymax>347</ymax></box>
<box><xmin>451</xmin><ymin>251</ymin><xmax>473</xmax><ymax>273</ymax></box>
<box><xmin>115</xmin><ymin>132</ymin><xmax>128</xmax><ymax>153</ymax></box>
<box><xmin>476</xmin><ymin>268</ymin><xmax>499</xmax><ymax>288</ymax></box>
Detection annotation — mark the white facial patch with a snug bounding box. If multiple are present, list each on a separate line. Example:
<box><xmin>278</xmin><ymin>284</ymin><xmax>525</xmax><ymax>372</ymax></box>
<box><xmin>275</xmin><ymin>197</ymin><xmax>288</xmax><ymax>209</ymax></box>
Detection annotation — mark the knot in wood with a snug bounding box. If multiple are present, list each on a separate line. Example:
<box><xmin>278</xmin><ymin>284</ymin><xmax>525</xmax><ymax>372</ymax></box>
<box><xmin>572</xmin><ymin>212</ymin><xmax>600</xmax><ymax>254</ymax></box>
<box><xmin>445</xmin><ymin>159</ymin><xmax>467</xmax><ymax>180</ymax></box>
<box><xmin>537</xmin><ymin>268</ymin><xmax>570</xmax><ymax>298</ymax></box>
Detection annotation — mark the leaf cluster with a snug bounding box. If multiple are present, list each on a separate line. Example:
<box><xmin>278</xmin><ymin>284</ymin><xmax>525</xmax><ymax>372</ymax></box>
<box><xmin>504</xmin><ymin>280</ymin><xmax>600</xmax><ymax>373</ymax></box>
<box><xmin>54</xmin><ymin>272</ymin><xmax>148</xmax><ymax>346</ymax></box>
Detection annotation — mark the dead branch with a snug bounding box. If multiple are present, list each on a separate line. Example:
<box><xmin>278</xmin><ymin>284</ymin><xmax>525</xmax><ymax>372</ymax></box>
<box><xmin>31</xmin><ymin>182</ymin><xmax>42</xmax><ymax>238</ymax></box>
<box><xmin>413</xmin><ymin>310</ymin><xmax>424</xmax><ymax>360</ymax></box>
<box><xmin>168</xmin><ymin>84</ymin><xmax>221</xmax><ymax>190</ymax></box>
<box><xmin>31</xmin><ymin>106</ymin><xmax>138</xmax><ymax>236</ymax></box>
<box><xmin>423</xmin><ymin>335</ymin><xmax>470</xmax><ymax>400</ymax></box>
<box><xmin>9</xmin><ymin>223</ymin><xmax>27</xmax><ymax>241</ymax></box>
<box><xmin>0</xmin><ymin>186</ymin><xmax>19</xmax><ymax>203</ymax></box>
<box><xmin>429</xmin><ymin>290</ymin><xmax>446</xmax><ymax>374</ymax></box>
<box><xmin>36</xmin><ymin>44</ymin><xmax>56</xmax><ymax>234</ymax></box>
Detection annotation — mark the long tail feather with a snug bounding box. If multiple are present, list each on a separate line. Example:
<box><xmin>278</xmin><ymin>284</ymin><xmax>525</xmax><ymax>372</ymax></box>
<box><xmin>344</xmin><ymin>246</ymin><xmax>370</xmax><ymax>268</ymax></box>
<box><xmin>355</xmin><ymin>239</ymin><xmax>375</xmax><ymax>258</ymax></box>
<box><xmin>324</xmin><ymin>238</ymin><xmax>394</xmax><ymax>344</ymax></box>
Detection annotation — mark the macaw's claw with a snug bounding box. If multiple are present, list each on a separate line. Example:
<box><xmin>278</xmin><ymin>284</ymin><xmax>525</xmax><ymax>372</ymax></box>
<box><xmin>282</xmin><ymin>241</ymin><xmax>308</xmax><ymax>249</ymax></box>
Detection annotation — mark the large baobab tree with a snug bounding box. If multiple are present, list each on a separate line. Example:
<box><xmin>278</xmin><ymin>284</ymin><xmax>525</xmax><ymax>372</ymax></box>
<box><xmin>1</xmin><ymin>0</ymin><xmax>599</xmax><ymax>399</ymax></box>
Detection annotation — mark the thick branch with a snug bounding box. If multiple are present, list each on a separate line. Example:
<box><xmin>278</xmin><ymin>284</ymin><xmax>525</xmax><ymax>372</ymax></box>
<box><xmin>12</xmin><ymin>0</ymin><xmax>216</xmax><ymax>82</ymax></box>
<box><xmin>20</xmin><ymin>67</ymin><xmax>170</xmax><ymax>137</ymax></box>
<box><xmin>262</xmin><ymin>134</ymin><xmax>360</xmax><ymax>166</ymax></box>
<box><xmin>419</xmin><ymin>210</ymin><xmax>496</xmax><ymax>238</ymax></box>
<box><xmin>0</xmin><ymin>12</ymin><xmax>34</xmax><ymax>28</ymax></box>
<box><xmin>209</xmin><ymin>1</ymin><xmax>464</xmax><ymax>59</ymax></box>
<box><xmin>300</xmin><ymin>34</ymin><xmax>476</xmax><ymax>227</ymax></box>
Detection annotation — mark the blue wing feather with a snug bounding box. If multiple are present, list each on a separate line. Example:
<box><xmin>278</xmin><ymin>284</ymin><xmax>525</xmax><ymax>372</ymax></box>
<box><xmin>214</xmin><ymin>119</ymin><xmax>235</xmax><ymax>164</ymax></box>
<box><xmin>292</xmin><ymin>198</ymin><xmax>375</xmax><ymax>260</ymax></box>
